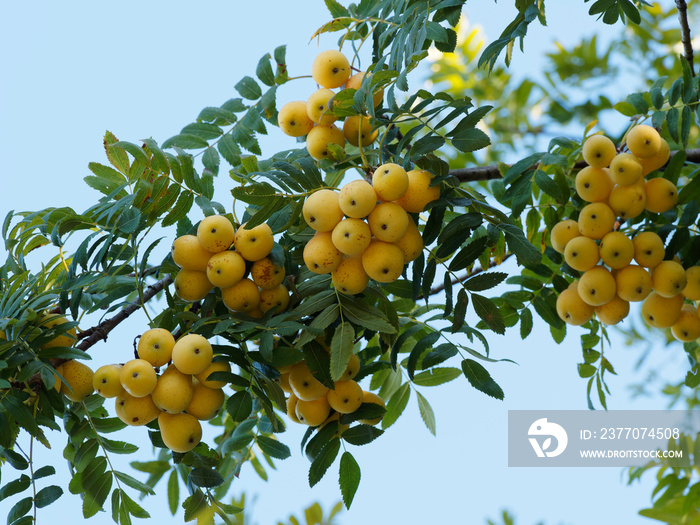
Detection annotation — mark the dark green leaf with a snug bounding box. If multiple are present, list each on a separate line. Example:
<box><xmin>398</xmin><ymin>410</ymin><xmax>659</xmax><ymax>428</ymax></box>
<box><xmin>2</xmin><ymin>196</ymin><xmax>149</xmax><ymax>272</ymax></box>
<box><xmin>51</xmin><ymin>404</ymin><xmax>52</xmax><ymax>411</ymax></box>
<box><xmin>34</xmin><ymin>485</ymin><xmax>63</xmax><ymax>508</ymax></box>
<box><xmin>461</xmin><ymin>358</ymin><xmax>504</xmax><ymax>400</ymax></box>
<box><xmin>256</xmin><ymin>435</ymin><xmax>291</xmax><ymax>460</ymax></box>
<box><xmin>189</xmin><ymin>468</ymin><xmax>224</xmax><ymax>488</ymax></box>
<box><xmin>235</xmin><ymin>76</ymin><xmax>262</xmax><ymax>100</ymax></box>
<box><xmin>382</xmin><ymin>382</ymin><xmax>410</xmax><ymax>429</ymax></box>
<box><xmin>226</xmin><ymin>391</ymin><xmax>253</xmax><ymax>422</ymax></box>
<box><xmin>308</xmin><ymin>438</ymin><xmax>340</xmax><ymax>487</ymax></box>
<box><xmin>412</xmin><ymin>366</ymin><xmax>462</xmax><ymax>387</ymax></box>
<box><xmin>471</xmin><ymin>293</ymin><xmax>505</xmax><ymax>334</ymax></box>
<box><xmin>339</xmin><ymin>451</ymin><xmax>361</xmax><ymax>509</ymax></box>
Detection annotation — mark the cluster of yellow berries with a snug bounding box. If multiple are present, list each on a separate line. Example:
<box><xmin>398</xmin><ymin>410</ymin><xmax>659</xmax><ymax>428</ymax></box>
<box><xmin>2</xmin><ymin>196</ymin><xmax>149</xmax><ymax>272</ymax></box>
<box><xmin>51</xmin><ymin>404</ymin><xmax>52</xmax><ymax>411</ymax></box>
<box><xmin>277</xmin><ymin>49</ymin><xmax>384</xmax><ymax>160</ymax></box>
<box><xmin>301</xmin><ymin>164</ymin><xmax>439</xmax><ymax>294</ymax></box>
<box><xmin>92</xmin><ymin>329</ymin><xmax>229</xmax><ymax>453</ymax></box>
<box><xmin>553</xmin><ymin>125</ymin><xmax>700</xmax><ymax>342</ymax></box>
<box><xmin>172</xmin><ymin>215</ymin><xmax>289</xmax><ymax>316</ymax></box>
<box><xmin>277</xmin><ymin>355</ymin><xmax>384</xmax><ymax>428</ymax></box>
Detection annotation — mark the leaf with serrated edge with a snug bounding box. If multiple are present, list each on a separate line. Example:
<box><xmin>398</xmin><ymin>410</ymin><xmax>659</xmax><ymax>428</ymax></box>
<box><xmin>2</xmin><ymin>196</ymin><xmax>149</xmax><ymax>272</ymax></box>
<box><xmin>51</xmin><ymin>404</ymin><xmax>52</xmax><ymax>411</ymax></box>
<box><xmin>308</xmin><ymin>438</ymin><xmax>340</xmax><ymax>487</ymax></box>
<box><xmin>339</xmin><ymin>451</ymin><xmax>361</xmax><ymax>509</ymax></box>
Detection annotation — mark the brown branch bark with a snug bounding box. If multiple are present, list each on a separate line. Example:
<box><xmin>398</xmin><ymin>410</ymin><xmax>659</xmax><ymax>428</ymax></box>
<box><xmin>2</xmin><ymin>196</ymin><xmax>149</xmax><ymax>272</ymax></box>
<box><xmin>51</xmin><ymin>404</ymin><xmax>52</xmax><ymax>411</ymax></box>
<box><xmin>676</xmin><ymin>0</ymin><xmax>696</xmax><ymax>75</ymax></box>
<box><xmin>449</xmin><ymin>148</ymin><xmax>700</xmax><ymax>182</ymax></box>
<box><xmin>76</xmin><ymin>274</ymin><xmax>173</xmax><ymax>352</ymax></box>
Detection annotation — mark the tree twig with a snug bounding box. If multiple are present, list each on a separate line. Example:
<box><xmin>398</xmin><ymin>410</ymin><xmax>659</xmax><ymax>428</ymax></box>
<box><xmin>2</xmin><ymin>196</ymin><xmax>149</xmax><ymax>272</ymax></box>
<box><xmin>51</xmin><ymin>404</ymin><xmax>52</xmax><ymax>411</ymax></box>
<box><xmin>425</xmin><ymin>252</ymin><xmax>515</xmax><ymax>298</ymax></box>
<box><xmin>76</xmin><ymin>274</ymin><xmax>173</xmax><ymax>352</ymax></box>
<box><xmin>675</xmin><ymin>0</ymin><xmax>695</xmax><ymax>75</ymax></box>
<box><xmin>449</xmin><ymin>148</ymin><xmax>700</xmax><ymax>182</ymax></box>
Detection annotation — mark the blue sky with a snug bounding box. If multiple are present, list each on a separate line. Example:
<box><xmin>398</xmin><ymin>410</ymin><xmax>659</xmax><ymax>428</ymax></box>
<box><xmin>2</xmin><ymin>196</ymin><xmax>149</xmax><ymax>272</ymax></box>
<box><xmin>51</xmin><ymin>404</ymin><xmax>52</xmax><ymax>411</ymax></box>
<box><xmin>0</xmin><ymin>1</ymin><xmax>688</xmax><ymax>524</ymax></box>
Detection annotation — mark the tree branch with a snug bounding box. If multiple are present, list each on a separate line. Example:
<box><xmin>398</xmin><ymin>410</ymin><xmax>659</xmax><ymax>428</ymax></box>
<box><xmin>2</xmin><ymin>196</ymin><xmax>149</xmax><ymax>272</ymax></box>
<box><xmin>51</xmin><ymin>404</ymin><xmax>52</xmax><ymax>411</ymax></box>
<box><xmin>676</xmin><ymin>0</ymin><xmax>695</xmax><ymax>75</ymax></box>
<box><xmin>76</xmin><ymin>274</ymin><xmax>173</xmax><ymax>352</ymax></box>
<box><xmin>424</xmin><ymin>252</ymin><xmax>515</xmax><ymax>298</ymax></box>
<box><xmin>449</xmin><ymin>148</ymin><xmax>700</xmax><ymax>182</ymax></box>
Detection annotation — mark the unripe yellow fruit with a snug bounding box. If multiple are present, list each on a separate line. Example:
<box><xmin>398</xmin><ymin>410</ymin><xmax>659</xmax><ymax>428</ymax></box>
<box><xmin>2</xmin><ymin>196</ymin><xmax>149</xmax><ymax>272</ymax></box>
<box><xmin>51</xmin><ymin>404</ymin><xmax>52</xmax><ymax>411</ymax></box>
<box><xmin>575</xmin><ymin>166</ymin><xmax>613</xmax><ymax>202</ymax></box>
<box><xmin>206</xmin><ymin>250</ymin><xmax>246</xmax><ymax>289</ymax></box>
<box><xmin>186</xmin><ymin>380</ymin><xmax>225</xmax><ymax>420</ymax></box>
<box><xmin>577</xmin><ymin>203</ymin><xmax>615</xmax><ymax>240</ymax></box>
<box><xmin>599</xmin><ymin>231</ymin><xmax>634</xmax><ymax>269</ymax></box>
<box><xmin>312</xmin><ymin>50</ymin><xmax>351</xmax><ymax>89</ymax></box>
<box><xmin>332</xmin><ymin>256</ymin><xmax>370</xmax><ymax>295</ymax></box>
<box><xmin>286</xmin><ymin>393</ymin><xmax>301</xmax><ymax>424</ymax></box>
<box><xmin>278</xmin><ymin>100</ymin><xmax>315</xmax><ymax>137</ymax></box>
<box><xmin>564</xmin><ymin>236</ymin><xmax>600</xmax><ymax>272</ymax></box>
<box><xmin>250</xmin><ymin>257</ymin><xmax>285</xmax><ymax>290</ymax></box>
<box><xmin>234</xmin><ymin>222</ymin><xmax>275</xmax><ymax>262</ymax></box>
<box><xmin>343</xmin><ymin>115</ymin><xmax>378</xmax><ymax>147</ymax></box>
<box><xmin>342</xmin><ymin>354</ymin><xmax>361</xmax><ymax>381</ymax></box>
<box><xmin>171</xmin><ymin>235</ymin><xmax>215</xmax><ymax>272</ymax></box>
<box><xmin>371</xmin><ymin>162</ymin><xmax>409</xmax><ymax>202</ymax></box>
<box><xmin>174</xmin><ymin>269</ymin><xmax>214</xmax><ymax>302</ymax></box>
<box><xmin>197</xmin><ymin>215</ymin><xmax>235</xmax><ymax>253</ymax></box>
<box><xmin>615</xmin><ymin>264</ymin><xmax>652</xmax><ymax>302</ymax></box>
<box><xmin>639</xmin><ymin>137</ymin><xmax>670</xmax><ymax>175</ymax></box>
<box><xmin>556</xmin><ymin>282</ymin><xmax>595</xmax><ymax>326</ymax></box>
<box><xmin>327</xmin><ymin>380</ymin><xmax>363</xmax><ymax>414</ymax></box>
<box><xmin>550</xmin><ymin>220</ymin><xmax>581</xmax><ymax>254</ymax></box>
<box><xmin>120</xmin><ymin>359</ymin><xmax>158</xmax><ymax>398</ymax></box>
<box><xmin>394</xmin><ymin>217</ymin><xmax>423</xmax><ymax>263</ymax></box>
<box><xmin>608</xmin><ymin>183</ymin><xmax>646</xmax><ymax>220</ymax></box>
<box><xmin>626</xmin><ymin>124</ymin><xmax>661</xmax><ymax>159</ymax></box>
<box><xmin>594</xmin><ymin>295</ymin><xmax>630</xmax><ymax>325</ymax></box>
<box><xmin>394</xmin><ymin>169</ymin><xmax>441</xmax><ymax>213</ymax></box>
<box><xmin>306</xmin><ymin>88</ymin><xmax>338</xmax><ymax>126</ymax></box>
<box><xmin>582</xmin><ymin>134</ymin><xmax>617</xmax><ymax>168</ymax></box>
<box><xmin>671</xmin><ymin>304</ymin><xmax>700</xmax><ymax>342</ymax></box>
<box><xmin>138</xmin><ymin>328</ymin><xmax>176</xmax><ymax>367</ymax></box>
<box><xmin>358</xmin><ymin>390</ymin><xmax>385</xmax><ymax>425</ymax></box>
<box><xmin>682</xmin><ymin>266</ymin><xmax>700</xmax><ymax>301</ymax></box>
<box><xmin>306</xmin><ymin>124</ymin><xmax>346</xmax><ymax>161</ymax></box>
<box><xmin>171</xmin><ymin>333</ymin><xmax>213</xmax><ymax>375</ymax></box>
<box><xmin>275</xmin><ymin>371</ymin><xmax>292</xmax><ymax>394</ymax></box>
<box><xmin>152</xmin><ymin>365</ymin><xmax>194</xmax><ymax>414</ymax></box>
<box><xmin>303</xmin><ymin>189</ymin><xmax>344</xmax><ymax>232</ymax></box>
<box><xmin>332</xmin><ymin>218</ymin><xmax>372</xmax><ymax>256</ymax></box>
<box><xmin>288</xmin><ymin>361</ymin><xmax>329</xmax><ymax>402</ymax></box>
<box><xmin>59</xmin><ymin>360</ymin><xmax>94</xmax><ymax>402</ymax></box>
<box><xmin>361</xmin><ymin>240</ymin><xmax>405</xmax><ymax>283</ymax></box>
<box><xmin>641</xmin><ymin>291</ymin><xmax>684</xmax><ymax>329</ymax></box>
<box><xmin>609</xmin><ymin>153</ymin><xmax>643</xmax><ymax>186</ymax></box>
<box><xmin>651</xmin><ymin>260</ymin><xmax>688</xmax><ymax>298</ymax></box>
<box><xmin>259</xmin><ymin>284</ymin><xmax>290</xmax><ymax>313</ymax></box>
<box><xmin>303</xmin><ymin>231</ymin><xmax>343</xmax><ymax>274</ymax></box>
<box><xmin>345</xmin><ymin>71</ymin><xmax>384</xmax><ymax>108</ymax></box>
<box><xmin>367</xmin><ymin>202</ymin><xmax>409</xmax><ymax>243</ymax></box>
<box><xmin>158</xmin><ymin>412</ymin><xmax>203</xmax><ymax>453</ymax></box>
<box><xmin>296</xmin><ymin>396</ymin><xmax>332</xmax><ymax>426</ymax></box>
<box><xmin>93</xmin><ymin>364</ymin><xmax>124</xmax><ymax>398</ymax></box>
<box><xmin>115</xmin><ymin>393</ymin><xmax>161</xmax><ymax>427</ymax></box>
<box><xmin>338</xmin><ymin>180</ymin><xmax>377</xmax><ymax>218</ymax></box>
<box><xmin>221</xmin><ymin>277</ymin><xmax>261</xmax><ymax>312</ymax></box>
<box><xmin>40</xmin><ymin>314</ymin><xmax>77</xmax><ymax>350</ymax></box>
<box><xmin>578</xmin><ymin>266</ymin><xmax>617</xmax><ymax>307</ymax></box>
<box><xmin>644</xmin><ymin>178</ymin><xmax>678</xmax><ymax>214</ymax></box>
<box><xmin>632</xmin><ymin>232</ymin><xmax>665</xmax><ymax>268</ymax></box>
<box><xmin>194</xmin><ymin>360</ymin><xmax>231</xmax><ymax>389</ymax></box>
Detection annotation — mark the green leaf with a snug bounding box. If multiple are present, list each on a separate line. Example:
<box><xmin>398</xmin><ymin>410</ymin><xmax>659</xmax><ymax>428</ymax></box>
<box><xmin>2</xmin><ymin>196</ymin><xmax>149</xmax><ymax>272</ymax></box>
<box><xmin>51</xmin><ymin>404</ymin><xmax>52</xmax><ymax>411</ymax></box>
<box><xmin>162</xmin><ymin>133</ymin><xmax>209</xmax><ymax>150</ymax></box>
<box><xmin>497</xmin><ymin>223</ymin><xmax>542</xmax><ymax>266</ymax></box>
<box><xmin>235</xmin><ymin>76</ymin><xmax>262</xmax><ymax>100</ymax></box>
<box><xmin>218</xmin><ymin>134</ymin><xmax>242</xmax><ymax>167</ymax></box>
<box><xmin>0</xmin><ymin>475</ymin><xmax>30</xmax><ymax>502</ymax></box>
<box><xmin>463</xmin><ymin>272</ymin><xmax>508</xmax><ymax>292</ymax></box>
<box><xmin>471</xmin><ymin>293</ymin><xmax>505</xmax><ymax>334</ymax></box>
<box><xmin>520</xmin><ymin>307</ymin><xmax>533</xmax><ymax>339</ymax></box>
<box><xmin>34</xmin><ymin>485</ymin><xmax>63</xmax><ymax>508</ymax></box>
<box><xmin>83</xmin><ymin>471</ymin><xmax>112</xmax><ymax>518</ymax></box>
<box><xmin>382</xmin><ymin>382</ymin><xmax>410</xmax><ymax>429</ymax></box>
<box><xmin>325</xmin><ymin>0</ymin><xmax>349</xmax><ymax>17</ymax></box>
<box><xmin>7</xmin><ymin>497</ymin><xmax>32</xmax><ymax>524</ymax></box>
<box><xmin>342</xmin><ymin>424</ymin><xmax>384</xmax><ymax>446</ymax></box>
<box><xmin>256</xmin><ymin>435</ymin><xmax>291</xmax><ymax>460</ymax></box>
<box><xmin>411</xmin><ymin>135</ymin><xmax>445</xmax><ymax>158</ymax></box>
<box><xmin>452</xmin><ymin>127</ymin><xmax>491</xmax><ymax>153</ymax></box>
<box><xmin>182</xmin><ymin>490</ymin><xmax>208</xmax><ymax>522</ymax></box>
<box><xmin>226</xmin><ymin>391</ymin><xmax>253</xmax><ymax>422</ymax></box>
<box><xmin>309</xmin><ymin>438</ymin><xmax>340</xmax><ymax>487</ymax></box>
<box><xmin>189</xmin><ymin>468</ymin><xmax>224</xmax><ymax>488</ymax></box>
<box><xmin>120</xmin><ymin>490</ymin><xmax>150</xmax><ymax>519</ymax></box>
<box><xmin>412</xmin><ymin>366</ymin><xmax>462</xmax><ymax>387</ymax></box>
<box><xmin>461</xmin><ymin>359</ymin><xmax>504</xmax><ymax>400</ymax></box>
<box><xmin>114</xmin><ymin>471</ymin><xmax>155</xmax><ymax>495</ymax></box>
<box><xmin>167</xmin><ymin>470</ymin><xmax>179</xmax><ymax>516</ymax></box>
<box><xmin>449</xmin><ymin>236</ymin><xmax>489</xmax><ymax>272</ymax></box>
<box><xmin>330</xmin><ymin>322</ymin><xmax>355</xmax><ymax>382</ymax></box>
<box><xmin>256</xmin><ymin>53</ymin><xmax>275</xmax><ymax>87</ymax></box>
<box><xmin>407</xmin><ymin>331</ymin><xmax>441</xmax><ymax>379</ymax></box>
<box><xmin>338</xmin><ymin>296</ymin><xmax>397</xmax><ymax>334</ymax></box>
<box><xmin>416</xmin><ymin>391</ymin><xmax>436</xmax><ymax>435</ymax></box>
<box><xmin>338</xmin><ymin>451</ymin><xmax>361</xmax><ymax>509</ymax></box>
